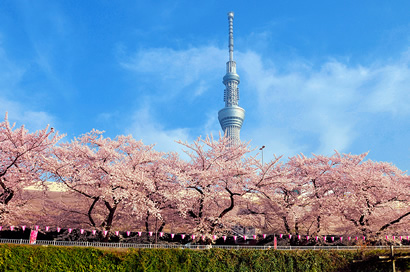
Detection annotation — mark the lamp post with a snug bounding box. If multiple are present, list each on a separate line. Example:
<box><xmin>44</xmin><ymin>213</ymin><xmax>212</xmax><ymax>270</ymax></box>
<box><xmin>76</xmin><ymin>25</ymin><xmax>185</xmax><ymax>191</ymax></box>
<box><xmin>259</xmin><ymin>145</ymin><xmax>265</xmax><ymax>166</ymax></box>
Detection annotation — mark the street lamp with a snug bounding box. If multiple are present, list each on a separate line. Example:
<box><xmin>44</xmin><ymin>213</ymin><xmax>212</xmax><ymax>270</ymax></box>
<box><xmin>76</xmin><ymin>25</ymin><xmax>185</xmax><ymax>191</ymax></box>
<box><xmin>259</xmin><ymin>145</ymin><xmax>265</xmax><ymax>166</ymax></box>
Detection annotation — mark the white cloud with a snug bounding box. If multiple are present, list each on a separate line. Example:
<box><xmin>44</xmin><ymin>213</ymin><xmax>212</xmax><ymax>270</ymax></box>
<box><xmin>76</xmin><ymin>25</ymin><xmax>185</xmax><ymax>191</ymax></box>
<box><xmin>126</xmin><ymin>104</ymin><xmax>192</xmax><ymax>156</ymax></box>
<box><xmin>363</xmin><ymin>64</ymin><xmax>410</xmax><ymax>115</ymax></box>
<box><xmin>0</xmin><ymin>97</ymin><xmax>56</xmax><ymax>132</ymax></box>
<box><xmin>120</xmin><ymin>46</ymin><xmax>225</xmax><ymax>99</ymax></box>
<box><xmin>238</xmin><ymin>49</ymin><xmax>410</xmax><ymax>159</ymax></box>
<box><xmin>0</xmin><ymin>44</ymin><xmax>56</xmax><ymax>131</ymax></box>
<box><xmin>120</xmin><ymin>45</ymin><xmax>228</xmax><ymax>154</ymax></box>
<box><xmin>0</xmin><ymin>45</ymin><xmax>25</xmax><ymax>94</ymax></box>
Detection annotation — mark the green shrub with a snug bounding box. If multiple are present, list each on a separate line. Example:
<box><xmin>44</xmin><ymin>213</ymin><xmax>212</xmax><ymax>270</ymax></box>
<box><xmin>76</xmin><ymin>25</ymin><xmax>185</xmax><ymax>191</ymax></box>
<box><xmin>0</xmin><ymin>244</ymin><xmax>408</xmax><ymax>271</ymax></box>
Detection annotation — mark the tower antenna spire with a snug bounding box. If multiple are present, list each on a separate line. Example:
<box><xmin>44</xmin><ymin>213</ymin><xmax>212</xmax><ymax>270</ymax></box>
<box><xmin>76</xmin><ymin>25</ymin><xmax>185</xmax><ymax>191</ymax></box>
<box><xmin>228</xmin><ymin>11</ymin><xmax>234</xmax><ymax>62</ymax></box>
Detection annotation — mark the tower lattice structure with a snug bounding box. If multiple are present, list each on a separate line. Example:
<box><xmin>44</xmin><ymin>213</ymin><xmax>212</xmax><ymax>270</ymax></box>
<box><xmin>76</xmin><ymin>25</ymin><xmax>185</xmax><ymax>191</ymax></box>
<box><xmin>218</xmin><ymin>12</ymin><xmax>245</xmax><ymax>144</ymax></box>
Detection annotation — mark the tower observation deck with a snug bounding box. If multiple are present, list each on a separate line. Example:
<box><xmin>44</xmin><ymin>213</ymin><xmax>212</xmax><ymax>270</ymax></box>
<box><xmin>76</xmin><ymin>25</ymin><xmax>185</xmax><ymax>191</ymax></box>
<box><xmin>218</xmin><ymin>12</ymin><xmax>245</xmax><ymax>144</ymax></box>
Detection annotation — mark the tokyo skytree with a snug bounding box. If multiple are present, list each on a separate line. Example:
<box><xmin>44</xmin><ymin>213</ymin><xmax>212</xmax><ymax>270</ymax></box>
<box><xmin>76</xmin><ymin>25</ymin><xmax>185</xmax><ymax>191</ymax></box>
<box><xmin>218</xmin><ymin>12</ymin><xmax>245</xmax><ymax>144</ymax></box>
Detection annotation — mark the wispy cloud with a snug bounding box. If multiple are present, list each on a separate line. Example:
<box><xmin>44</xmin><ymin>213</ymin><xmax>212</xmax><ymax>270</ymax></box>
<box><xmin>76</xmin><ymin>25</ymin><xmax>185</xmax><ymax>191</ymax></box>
<box><xmin>0</xmin><ymin>44</ymin><xmax>56</xmax><ymax>131</ymax></box>
<box><xmin>126</xmin><ymin>103</ymin><xmax>192</xmax><ymax>156</ymax></box>
<box><xmin>0</xmin><ymin>44</ymin><xmax>25</xmax><ymax>95</ymax></box>
<box><xmin>238</xmin><ymin>48</ymin><xmax>410</xmax><ymax>159</ymax></box>
<box><xmin>120</xmin><ymin>45</ymin><xmax>227</xmax><ymax>145</ymax></box>
<box><xmin>0</xmin><ymin>97</ymin><xmax>55</xmax><ymax>131</ymax></box>
<box><xmin>120</xmin><ymin>46</ymin><xmax>225</xmax><ymax>100</ymax></box>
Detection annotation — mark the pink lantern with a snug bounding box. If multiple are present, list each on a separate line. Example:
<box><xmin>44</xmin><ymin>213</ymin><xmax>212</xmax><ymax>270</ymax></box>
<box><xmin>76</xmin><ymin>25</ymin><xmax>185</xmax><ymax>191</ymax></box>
<box><xmin>233</xmin><ymin>236</ymin><xmax>237</xmax><ymax>241</ymax></box>
<box><xmin>127</xmin><ymin>231</ymin><xmax>130</xmax><ymax>236</ymax></box>
<box><xmin>280</xmin><ymin>234</ymin><xmax>283</xmax><ymax>238</ymax></box>
<box><xmin>253</xmin><ymin>235</ymin><xmax>257</xmax><ymax>240</ymax></box>
<box><xmin>393</xmin><ymin>236</ymin><xmax>395</xmax><ymax>240</ymax></box>
<box><xmin>22</xmin><ymin>226</ymin><xmax>26</xmax><ymax>231</ymax></box>
<box><xmin>68</xmin><ymin>228</ymin><xmax>72</xmax><ymax>233</ymax></box>
<box><xmin>138</xmin><ymin>232</ymin><xmax>142</xmax><ymax>236</ymax></box>
<box><xmin>80</xmin><ymin>229</ymin><xmax>84</xmax><ymax>234</ymax></box>
<box><xmin>35</xmin><ymin>225</ymin><xmax>39</xmax><ymax>231</ymax></box>
<box><xmin>115</xmin><ymin>231</ymin><xmax>119</xmax><ymax>236</ymax></box>
<box><xmin>10</xmin><ymin>226</ymin><xmax>14</xmax><ymax>231</ymax></box>
<box><xmin>407</xmin><ymin>236</ymin><xmax>409</xmax><ymax>241</ymax></box>
<box><xmin>104</xmin><ymin>230</ymin><xmax>108</xmax><ymax>236</ymax></box>
<box><xmin>57</xmin><ymin>227</ymin><xmax>61</xmax><ymax>233</ymax></box>
<box><xmin>400</xmin><ymin>236</ymin><xmax>402</xmax><ymax>241</ymax></box>
<box><xmin>149</xmin><ymin>231</ymin><xmax>153</xmax><ymax>236</ymax></box>
<box><xmin>171</xmin><ymin>233</ymin><xmax>175</xmax><ymax>239</ymax></box>
<box><xmin>298</xmin><ymin>235</ymin><xmax>301</xmax><ymax>240</ymax></box>
<box><xmin>243</xmin><ymin>235</ymin><xmax>247</xmax><ymax>240</ymax></box>
<box><xmin>306</xmin><ymin>236</ymin><xmax>309</xmax><ymax>240</ymax></box>
<box><xmin>331</xmin><ymin>237</ymin><xmax>334</xmax><ymax>241</ymax></box>
<box><xmin>323</xmin><ymin>236</ymin><xmax>326</xmax><ymax>241</ymax></box>
<box><xmin>181</xmin><ymin>234</ymin><xmax>185</xmax><ymax>239</ymax></box>
<box><xmin>263</xmin><ymin>234</ymin><xmax>266</xmax><ymax>239</ymax></box>
<box><xmin>160</xmin><ymin>232</ymin><xmax>163</xmax><ymax>237</ymax></box>
<box><xmin>289</xmin><ymin>234</ymin><xmax>292</xmax><ymax>239</ymax></box>
<box><xmin>92</xmin><ymin>230</ymin><xmax>96</xmax><ymax>235</ymax></box>
<box><xmin>348</xmin><ymin>236</ymin><xmax>351</xmax><ymax>241</ymax></box>
<box><xmin>192</xmin><ymin>234</ymin><xmax>196</xmax><ymax>240</ymax></box>
<box><xmin>0</xmin><ymin>226</ymin><xmax>2</xmax><ymax>231</ymax></box>
<box><xmin>212</xmin><ymin>235</ymin><xmax>217</xmax><ymax>240</ymax></box>
<box><xmin>45</xmin><ymin>226</ymin><xmax>50</xmax><ymax>231</ymax></box>
<box><xmin>340</xmin><ymin>237</ymin><xmax>343</xmax><ymax>241</ymax></box>
<box><xmin>355</xmin><ymin>237</ymin><xmax>358</xmax><ymax>241</ymax></box>
<box><xmin>315</xmin><ymin>236</ymin><xmax>318</xmax><ymax>241</ymax></box>
<box><xmin>363</xmin><ymin>236</ymin><xmax>366</xmax><ymax>240</ymax></box>
<box><xmin>223</xmin><ymin>236</ymin><xmax>227</xmax><ymax>241</ymax></box>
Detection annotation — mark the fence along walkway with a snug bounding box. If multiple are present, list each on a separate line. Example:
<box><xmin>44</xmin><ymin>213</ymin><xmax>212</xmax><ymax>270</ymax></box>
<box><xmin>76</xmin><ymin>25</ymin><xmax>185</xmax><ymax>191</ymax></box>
<box><xmin>1</xmin><ymin>238</ymin><xmax>410</xmax><ymax>250</ymax></box>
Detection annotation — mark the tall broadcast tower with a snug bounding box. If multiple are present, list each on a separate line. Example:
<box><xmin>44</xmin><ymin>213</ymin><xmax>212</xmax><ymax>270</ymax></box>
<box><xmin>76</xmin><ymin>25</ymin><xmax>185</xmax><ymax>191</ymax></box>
<box><xmin>218</xmin><ymin>12</ymin><xmax>245</xmax><ymax>144</ymax></box>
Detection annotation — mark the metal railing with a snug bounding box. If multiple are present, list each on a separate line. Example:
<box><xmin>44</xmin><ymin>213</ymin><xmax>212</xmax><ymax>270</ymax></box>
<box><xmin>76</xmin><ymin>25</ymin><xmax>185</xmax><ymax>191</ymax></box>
<box><xmin>0</xmin><ymin>239</ymin><xmax>409</xmax><ymax>250</ymax></box>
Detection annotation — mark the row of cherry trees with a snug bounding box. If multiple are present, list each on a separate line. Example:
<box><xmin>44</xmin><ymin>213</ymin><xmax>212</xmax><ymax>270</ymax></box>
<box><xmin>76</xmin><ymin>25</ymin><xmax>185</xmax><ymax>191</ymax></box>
<box><xmin>0</xmin><ymin>114</ymin><xmax>409</xmax><ymax>241</ymax></box>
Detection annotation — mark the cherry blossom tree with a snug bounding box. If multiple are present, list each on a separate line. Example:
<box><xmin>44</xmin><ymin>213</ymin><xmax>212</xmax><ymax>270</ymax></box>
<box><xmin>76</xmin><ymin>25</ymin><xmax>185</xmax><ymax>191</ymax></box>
<box><xmin>249</xmin><ymin>151</ymin><xmax>409</xmax><ymax>241</ymax></box>
<box><xmin>0</xmin><ymin>113</ymin><xmax>62</xmax><ymax>225</ymax></box>
<box><xmin>47</xmin><ymin>130</ymin><xmax>164</xmax><ymax>232</ymax></box>
<box><xmin>242</xmin><ymin>155</ymin><xmax>326</xmax><ymax>235</ymax></box>
<box><xmin>280</xmin><ymin>152</ymin><xmax>346</xmax><ymax>236</ymax></box>
<box><xmin>329</xmin><ymin>154</ymin><xmax>410</xmax><ymax>238</ymax></box>
<box><xmin>115</xmin><ymin>151</ymin><xmax>188</xmax><ymax>243</ymax></box>
<box><xmin>3</xmin><ymin>110</ymin><xmax>407</xmax><ymax>244</ymax></box>
<box><xmin>176</xmin><ymin>135</ymin><xmax>255</xmax><ymax>237</ymax></box>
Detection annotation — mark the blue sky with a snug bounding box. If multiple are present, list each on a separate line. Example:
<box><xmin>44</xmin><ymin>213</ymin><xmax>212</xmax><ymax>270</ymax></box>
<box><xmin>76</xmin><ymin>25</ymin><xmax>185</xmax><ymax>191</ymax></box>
<box><xmin>1</xmin><ymin>1</ymin><xmax>410</xmax><ymax>172</ymax></box>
